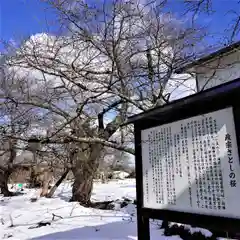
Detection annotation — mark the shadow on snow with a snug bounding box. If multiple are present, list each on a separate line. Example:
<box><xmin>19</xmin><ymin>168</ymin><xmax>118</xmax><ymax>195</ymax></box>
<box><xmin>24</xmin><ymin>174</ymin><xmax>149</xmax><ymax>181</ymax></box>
<box><xmin>30</xmin><ymin>220</ymin><xmax>138</xmax><ymax>240</ymax></box>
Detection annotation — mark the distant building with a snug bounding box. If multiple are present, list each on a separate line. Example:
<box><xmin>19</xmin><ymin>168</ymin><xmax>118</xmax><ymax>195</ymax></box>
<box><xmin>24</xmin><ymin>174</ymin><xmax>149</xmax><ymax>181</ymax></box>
<box><xmin>176</xmin><ymin>41</ymin><xmax>240</xmax><ymax>91</ymax></box>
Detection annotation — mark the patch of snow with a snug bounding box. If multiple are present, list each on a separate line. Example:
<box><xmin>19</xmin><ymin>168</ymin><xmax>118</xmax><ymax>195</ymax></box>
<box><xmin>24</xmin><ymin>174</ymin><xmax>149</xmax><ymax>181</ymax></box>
<box><xmin>0</xmin><ymin>179</ymin><xmax>216</xmax><ymax>240</ymax></box>
<box><xmin>112</xmin><ymin>171</ymin><xmax>130</xmax><ymax>180</ymax></box>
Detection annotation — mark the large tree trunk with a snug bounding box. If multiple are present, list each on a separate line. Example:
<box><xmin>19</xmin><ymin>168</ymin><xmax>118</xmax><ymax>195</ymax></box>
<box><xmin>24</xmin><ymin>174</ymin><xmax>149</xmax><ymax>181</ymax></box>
<box><xmin>39</xmin><ymin>168</ymin><xmax>54</xmax><ymax>197</ymax></box>
<box><xmin>29</xmin><ymin>167</ymin><xmax>38</xmax><ymax>188</ymax></box>
<box><xmin>47</xmin><ymin>168</ymin><xmax>69</xmax><ymax>198</ymax></box>
<box><xmin>0</xmin><ymin>143</ymin><xmax>17</xmax><ymax>196</ymax></box>
<box><xmin>70</xmin><ymin>144</ymin><xmax>102</xmax><ymax>205</ymax></box>
<box><xmin>70</xmin><ymin>163</ymin><xmax>96</xmax><ymax>205</ymax></box>
<box><xmin>40</xmin><ymin>180</ymin><xmax>50</xmax><ymax>197</ymax></box>
<box><xmin>0</xmin><ymin>170</ymin><xmax>13</xmax><ymax>197</ymax></box>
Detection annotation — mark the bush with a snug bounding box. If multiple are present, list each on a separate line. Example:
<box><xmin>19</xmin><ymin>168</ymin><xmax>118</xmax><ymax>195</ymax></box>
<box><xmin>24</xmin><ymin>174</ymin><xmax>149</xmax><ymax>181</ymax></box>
<box><xmin>163</xmin><ymin>223</ymin><xmax>218</xmax><ymax>240</ymax></box>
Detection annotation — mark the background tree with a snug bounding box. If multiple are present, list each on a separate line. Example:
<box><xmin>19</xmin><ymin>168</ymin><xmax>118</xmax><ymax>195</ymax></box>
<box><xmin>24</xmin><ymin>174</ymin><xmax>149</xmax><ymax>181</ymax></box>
<box><xmin>0</xmin><ymin>66</ymin><xmax>34</xmax><ymax>196</ymax></box>
<box><xmin>183</xmin><ymin>0</ymin><xmax>240</xmax><ymax>43</ymax></box>
<box><xmin>3</xmin><ymin>0</ymin><xmax>203</xmax><ymax>204</ymax></box>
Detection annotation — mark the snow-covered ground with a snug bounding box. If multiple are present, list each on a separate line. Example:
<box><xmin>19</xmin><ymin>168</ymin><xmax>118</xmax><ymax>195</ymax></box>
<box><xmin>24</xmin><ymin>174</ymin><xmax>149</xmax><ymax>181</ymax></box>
<box><xmin>0</xmin><ymin>179</ymin><xmax>226</xmax><ymax>240</ymax></box>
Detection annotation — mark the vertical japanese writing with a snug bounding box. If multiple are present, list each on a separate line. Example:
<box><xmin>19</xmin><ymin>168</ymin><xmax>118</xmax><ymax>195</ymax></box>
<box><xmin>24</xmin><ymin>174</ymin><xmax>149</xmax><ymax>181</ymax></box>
<box><xmin>213</xmin><ymin>119</ymin><xmax>225</xmax><ymax>210</ymax></box>
<box><xmin>152</xmin><ymin>130</ymin><xmax>157</xmax><ymax>200</ymax></box>
<box><xmin>142</xmin><ymin>107</ymin><xmax>238</xmax><ymax>216</ymax></box>
<box><xmin>157</xmin><ymin>131</ymin><xmax>164</xmax><ymax>204</ymax></box>
<box><xmin>146</xmin><ymin>132</ymin><xmax>152</xmax><ymax>203</ymax></box>
<box><xmin>163</xmin><ymin>127</ymin><xmax>176</xmax><ymax>205</ymax></box>
<box><xmin>166</xmin><ymin>127</ymin><xmax>176</xmax><ymax>205</ymax></box>
<box><xmin>174</xmin><ymin>134</ymin><xmax>182</xmax><ymax>177</ymax></box>
<box><xmin>225</xmin><ymin>133</ymin><xmax>237</xmax><ymax>188</ymax></box>
<box><xmin>182</xmin><ymin>123</ymin><xmax>192</xmax><ymax>206</ymax></box>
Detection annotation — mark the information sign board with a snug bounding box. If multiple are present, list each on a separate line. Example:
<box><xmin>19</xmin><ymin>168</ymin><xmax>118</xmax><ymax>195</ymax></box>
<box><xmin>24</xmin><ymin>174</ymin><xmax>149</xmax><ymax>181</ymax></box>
<box><xmin>141</xmin><ymin>107</ymin><xmax>240</xmax><ymax>218</ymax></box>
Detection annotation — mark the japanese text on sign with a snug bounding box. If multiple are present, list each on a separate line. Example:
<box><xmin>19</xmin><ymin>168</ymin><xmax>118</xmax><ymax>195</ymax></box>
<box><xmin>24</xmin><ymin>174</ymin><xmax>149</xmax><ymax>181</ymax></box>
<box><xmin>141</xmin><ymin>107</ymin><xmax>240</xmax><ymax>219</ymax></box>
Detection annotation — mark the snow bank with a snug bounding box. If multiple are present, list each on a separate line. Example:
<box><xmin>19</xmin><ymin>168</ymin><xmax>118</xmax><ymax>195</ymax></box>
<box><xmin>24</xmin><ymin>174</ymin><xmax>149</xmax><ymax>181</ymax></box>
<box><xmin>112</xmin><ymin>171</ymin><xmax>130</xmax><ymax>179</ymax></box>
<box><xmin>0</xmin><ymin>180</ymin><xmax>221</xmax><ymax>240</ymax></box>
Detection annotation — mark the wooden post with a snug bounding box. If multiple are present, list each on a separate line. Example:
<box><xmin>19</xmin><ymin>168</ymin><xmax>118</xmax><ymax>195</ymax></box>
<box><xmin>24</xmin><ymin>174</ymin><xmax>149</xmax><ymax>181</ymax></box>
<box><xmin>137</xmin><ymin>212</ymin><xmax>150</xmax><ymax>240</ymax></box>
<box><xmin>134</xmin><ymin>123</ymin><xmax>150</xmax><ymax>240</ymax></box>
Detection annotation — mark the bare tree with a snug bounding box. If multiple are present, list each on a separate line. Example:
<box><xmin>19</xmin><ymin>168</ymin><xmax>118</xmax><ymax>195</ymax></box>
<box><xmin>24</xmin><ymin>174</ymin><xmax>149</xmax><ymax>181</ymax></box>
<box><xmin>183</xmin><ymin>0</ymin><xmax>240</xmax><ymax>43</ymax></box>
<box><xmin>0</xmin><ymin>67</ymin><xmax>31</xmax><ymax>196</ymax></box>
<box><xmin>0</xmin><ymin>60</ymin><xmax>65</xmax><ymax>196</ymax></box>
<box><xmin>3</xmin><ymin>0</ymin><xmax>202</xmax><ymax>204</ymax></box>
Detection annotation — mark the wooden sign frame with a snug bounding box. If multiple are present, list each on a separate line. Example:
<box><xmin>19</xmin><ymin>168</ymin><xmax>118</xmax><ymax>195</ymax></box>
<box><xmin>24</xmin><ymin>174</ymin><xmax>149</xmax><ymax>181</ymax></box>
<box><xmin>127</xmin><ymin>79</ymin><xmax>240</xmax><ymax>240</ymax></box>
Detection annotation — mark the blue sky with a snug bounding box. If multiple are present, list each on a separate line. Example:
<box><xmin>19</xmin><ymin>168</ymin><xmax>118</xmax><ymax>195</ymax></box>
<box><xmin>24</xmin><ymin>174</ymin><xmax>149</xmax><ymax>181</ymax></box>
<box><xmin>0</xmin><ymin>0</ymin><xmax>240</xmax><ymax>51</ymax></box>
<box><xmin>165</xmin><ymin>0</ymin><xmax>240</xmax><ymax>45</ymax></box>
<box><xmin>0</xmin><ymin>0</ymin><xmax>59</xmax><ymax>50</ymax></box>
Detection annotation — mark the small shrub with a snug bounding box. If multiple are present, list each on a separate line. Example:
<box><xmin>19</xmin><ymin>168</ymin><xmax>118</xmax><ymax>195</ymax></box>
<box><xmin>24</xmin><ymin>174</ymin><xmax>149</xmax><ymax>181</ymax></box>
<box><xmin>162</xmin><ymin>223</ymin><xmax>218</xmax><ymax>240</ymax></box>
